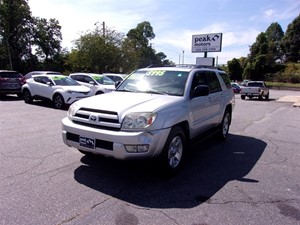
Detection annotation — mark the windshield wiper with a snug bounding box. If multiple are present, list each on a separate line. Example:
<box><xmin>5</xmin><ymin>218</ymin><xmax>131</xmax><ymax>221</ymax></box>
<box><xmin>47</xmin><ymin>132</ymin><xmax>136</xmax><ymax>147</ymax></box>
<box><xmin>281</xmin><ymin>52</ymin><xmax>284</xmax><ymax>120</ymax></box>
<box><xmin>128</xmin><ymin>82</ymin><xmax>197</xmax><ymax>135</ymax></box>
<box><xmin>144</xmin><ymin>89</ymin><xmax>168</xmax><ymax>95</ymax></box>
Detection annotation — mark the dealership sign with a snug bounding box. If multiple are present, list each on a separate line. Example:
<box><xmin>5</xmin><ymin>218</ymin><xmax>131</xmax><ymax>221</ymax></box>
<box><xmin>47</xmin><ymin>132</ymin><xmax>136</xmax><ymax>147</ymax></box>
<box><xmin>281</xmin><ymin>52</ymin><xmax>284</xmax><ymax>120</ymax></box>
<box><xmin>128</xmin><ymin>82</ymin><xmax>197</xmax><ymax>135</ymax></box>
<box><xmin>192</xmin><ymin>33</ymin><xmax>222</xmax><ymax>52</ymax></box>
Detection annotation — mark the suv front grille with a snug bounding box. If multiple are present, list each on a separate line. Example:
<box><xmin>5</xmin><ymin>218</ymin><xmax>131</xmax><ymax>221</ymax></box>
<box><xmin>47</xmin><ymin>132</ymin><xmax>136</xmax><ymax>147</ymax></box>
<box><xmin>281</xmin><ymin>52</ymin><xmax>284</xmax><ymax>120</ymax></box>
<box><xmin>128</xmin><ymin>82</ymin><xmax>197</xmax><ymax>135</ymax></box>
<box><xmin>72</xmin><ymin>107</ymin><xmax>121</xmax><ymax>131</ymax></box>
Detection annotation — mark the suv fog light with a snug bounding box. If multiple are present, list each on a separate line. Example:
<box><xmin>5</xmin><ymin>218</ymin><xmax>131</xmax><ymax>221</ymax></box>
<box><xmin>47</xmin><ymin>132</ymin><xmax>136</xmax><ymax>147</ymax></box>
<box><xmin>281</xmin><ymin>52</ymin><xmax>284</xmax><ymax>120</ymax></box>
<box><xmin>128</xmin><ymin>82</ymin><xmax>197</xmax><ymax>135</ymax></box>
<box><xmin>125</xmin><ymin>145</ymin><xmax>149</xmax><ymax>153</ymax></box>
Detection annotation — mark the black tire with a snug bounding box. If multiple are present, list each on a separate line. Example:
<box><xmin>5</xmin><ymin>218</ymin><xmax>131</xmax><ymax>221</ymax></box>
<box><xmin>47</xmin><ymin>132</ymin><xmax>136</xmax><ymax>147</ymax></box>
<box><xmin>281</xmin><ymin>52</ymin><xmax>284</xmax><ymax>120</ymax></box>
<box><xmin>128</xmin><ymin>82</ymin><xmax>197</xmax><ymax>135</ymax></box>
<box><xmin>258</xmin><ymin>94</ymin><xmax>263</xmax><ymax>100</ymax></box>
<box><xmin>53</xmin><ymin>94</ymin><xmax>65</xmax><ymax>109</ymax></box>
<box><xmin>159</xmin><ymin>126</ymin><xmax>186</xmax><ymax>176</ymax></box>
<box><xmin>217</xmin><ymin>110</ymin><xmax>231</xmax><ymax>140</ymax></box>
<box><xmin>241</xmin><ymin>95</ymin><xmax>245</xmax><ymax>100</ymax></box>
<box><xmin>23</xmin><ymin>89</ymin><xmax>33</xmax><ymax>103</ymax></box>
<box><xmin>265</xmin><ymin>93</ymin><xmax>269</xmax><ymax>100</ymax></box>
<box><xmin>95</xmin><ymin>91</ymin><xmax>104</xmax><ymax>95</ymax></box>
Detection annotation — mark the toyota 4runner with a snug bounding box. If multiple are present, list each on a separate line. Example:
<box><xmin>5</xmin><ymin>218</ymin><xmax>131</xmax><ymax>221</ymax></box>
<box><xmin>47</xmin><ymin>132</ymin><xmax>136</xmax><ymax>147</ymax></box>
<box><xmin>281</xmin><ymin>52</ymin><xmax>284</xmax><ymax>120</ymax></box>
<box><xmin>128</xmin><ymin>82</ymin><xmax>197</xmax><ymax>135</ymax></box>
<box><xmin>62</xmin><ymin>66</ymin><xmax>235</xmax><ymax>174</ymax></box>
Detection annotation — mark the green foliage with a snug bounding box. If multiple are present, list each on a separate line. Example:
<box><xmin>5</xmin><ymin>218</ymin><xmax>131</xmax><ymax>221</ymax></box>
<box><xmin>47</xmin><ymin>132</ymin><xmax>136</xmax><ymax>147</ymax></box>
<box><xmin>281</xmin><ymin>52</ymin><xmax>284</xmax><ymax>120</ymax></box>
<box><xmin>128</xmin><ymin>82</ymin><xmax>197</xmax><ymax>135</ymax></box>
<box><xmin>281</xmin><ymin>14</ymin><xmax>300</xmax><ymax>62</ymax></box>
<box><xmin>33</xmin><ymin>17</ymin><xmax>62</xmax><ymax>61</ymax></box>
<box><xmin>227</xmin><ymin>58</ymin><xmax>243</xmax><ymax>81</ymax></box>
<box><xmin>0</xmin><ymin>0</ymin><xmax>33</xmax><ymax>71</ymax></box>
<box><xmin>237</xmin><ymin>18</ymin><xmax>300</xmax><ymax>83</ymax></box>
<box><xmin>68</xmin><ymin>27</ymin><xmax>124</xmax><ymax>73</ymax></box>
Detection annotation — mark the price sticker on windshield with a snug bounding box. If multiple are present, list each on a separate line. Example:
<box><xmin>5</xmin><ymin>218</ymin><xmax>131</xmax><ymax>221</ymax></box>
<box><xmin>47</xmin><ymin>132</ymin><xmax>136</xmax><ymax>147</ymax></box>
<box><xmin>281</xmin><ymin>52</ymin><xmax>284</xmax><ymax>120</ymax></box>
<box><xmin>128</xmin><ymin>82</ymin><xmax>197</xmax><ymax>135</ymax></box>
<box><xmin>146</xmin><ymin>70</ymin><xmax>166</xmax><ymax>76</ymax></box>
<box><xmin>52</xmin><ymin>76</ymin><xmax>64</xmax><ymax>80</ymax></box>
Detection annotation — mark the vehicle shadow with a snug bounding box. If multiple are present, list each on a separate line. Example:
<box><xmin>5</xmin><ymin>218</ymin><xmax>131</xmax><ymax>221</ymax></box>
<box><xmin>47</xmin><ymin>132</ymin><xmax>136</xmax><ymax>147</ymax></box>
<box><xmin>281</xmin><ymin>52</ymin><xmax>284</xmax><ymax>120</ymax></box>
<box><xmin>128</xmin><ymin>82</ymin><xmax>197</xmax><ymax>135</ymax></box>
<box><xmin>0</xmin><ymin>94</ymin><xmax>23</xmax><ymax>101</ymax></box>
<box><xmin>74</xmin><ymin>134</ymin><xmax>266</xmax><ymax>209</ymax></box>
<box><xmin>25</xmin><ymin>100</ymin><xmax>69</xmax><ymax>110</ymax></box>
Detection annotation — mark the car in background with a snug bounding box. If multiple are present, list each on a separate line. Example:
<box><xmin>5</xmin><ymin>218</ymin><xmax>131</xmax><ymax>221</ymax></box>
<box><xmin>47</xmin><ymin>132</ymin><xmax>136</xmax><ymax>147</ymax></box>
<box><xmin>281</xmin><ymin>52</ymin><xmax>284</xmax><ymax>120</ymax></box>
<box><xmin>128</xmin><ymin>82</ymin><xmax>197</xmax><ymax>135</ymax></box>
<box><xmin>69</xmin><ymin>73</ymin><xmax>115</xmax><ymax>95</ymax></box>
<box><xmin>24</xmin><ymin>71</ymin><xmax>62</xmax><ymax>80</ymax></box>
<box><xmin>240</xmin><ymin>81</ymin><xmax>269</xmax><ymax>100</ymax></box>
<box><xmin>231</xmin><ymin>82</ymin><xmax>241</xmax><ymax>93</ymax></box>
<box><xmin>103</xmin><ymin>73</ymin><xmax>127</xmax><ymax>83</ymax></box>
<box><xmin>22</xmin><ymin>74</ymin><xmax>92</xmax><ymax>109</ymax></box>
<box><xmin>0</xmin><ymin>70</ymin><xmax>26</xmax><ymax>97</ymax></box>
<box><xmin>240</xmin><ymin>79</ymin><xmax>250</xmax><ymax>86</ymax></box>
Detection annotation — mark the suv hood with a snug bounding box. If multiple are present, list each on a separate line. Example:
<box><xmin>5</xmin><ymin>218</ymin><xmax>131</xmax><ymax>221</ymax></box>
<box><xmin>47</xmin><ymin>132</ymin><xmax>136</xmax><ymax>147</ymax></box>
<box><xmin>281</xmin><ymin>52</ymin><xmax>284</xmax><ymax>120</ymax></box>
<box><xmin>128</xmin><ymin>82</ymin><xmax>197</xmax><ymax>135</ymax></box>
<box><xmin>74</xmin><ymin>91</ymin><xmax>182</xmax><ymax>114</ymax></box>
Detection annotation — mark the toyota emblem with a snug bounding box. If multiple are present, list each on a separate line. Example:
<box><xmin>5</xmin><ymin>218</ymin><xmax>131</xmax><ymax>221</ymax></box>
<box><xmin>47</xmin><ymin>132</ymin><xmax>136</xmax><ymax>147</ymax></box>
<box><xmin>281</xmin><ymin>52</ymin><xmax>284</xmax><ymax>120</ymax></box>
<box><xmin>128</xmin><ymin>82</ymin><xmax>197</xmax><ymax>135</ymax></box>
<box><xmin>89</xmin><ymin>114</ymin><xmax>97</xmax><ymax>122</ymax></box>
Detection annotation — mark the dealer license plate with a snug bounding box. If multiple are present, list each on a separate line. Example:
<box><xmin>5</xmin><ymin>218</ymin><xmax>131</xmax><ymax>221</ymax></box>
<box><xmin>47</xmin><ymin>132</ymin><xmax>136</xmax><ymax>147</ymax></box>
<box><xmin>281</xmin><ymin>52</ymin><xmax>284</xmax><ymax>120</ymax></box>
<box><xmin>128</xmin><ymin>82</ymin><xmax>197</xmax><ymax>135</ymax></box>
<box><xmin>79</xmin><ymin>136</ymin><xmax>95</xmax><ymax>149</ymax></box>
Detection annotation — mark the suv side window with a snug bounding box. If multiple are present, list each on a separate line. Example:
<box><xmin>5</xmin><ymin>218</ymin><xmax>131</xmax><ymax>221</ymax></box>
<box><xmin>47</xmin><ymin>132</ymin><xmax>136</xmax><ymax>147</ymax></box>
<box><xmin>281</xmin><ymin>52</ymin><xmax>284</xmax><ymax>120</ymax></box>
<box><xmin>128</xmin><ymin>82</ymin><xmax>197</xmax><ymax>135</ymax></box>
<box><xmin>70</xmin><ymin>75</ymin><xmax>78</xmax><ymax>81</ymax></box>
<box><xmin>33</xmin><ymin>76</ymin><xmax>42</xmax><ymax>83</ymax></box>
<box><xmin>191</xmin><ymin>71</ymin><xmax>206</xmax><ymax>90</ymax></box>
<box><xmin>41</xmin><ymin>76</ymin><xmax>52</xmax><ymax>84</ymax></box>
<box><xmin>219</xmin><ymin>72</ymin><xmax>232</xmax><ymax>89</ymax></box>
<box><xmin>84</xmin><ymin>76</ymin><xmax>94</xmax><ymax>84</ymax></box>
<box><xmin>204</xmin><ymin>71</ymin><xmax>222</xmax><ymax>93</ymax></box>
<box><xmin>73</xmin><ymin>75</ymin><xmax>85</xmax><ymax>82</ymax></box>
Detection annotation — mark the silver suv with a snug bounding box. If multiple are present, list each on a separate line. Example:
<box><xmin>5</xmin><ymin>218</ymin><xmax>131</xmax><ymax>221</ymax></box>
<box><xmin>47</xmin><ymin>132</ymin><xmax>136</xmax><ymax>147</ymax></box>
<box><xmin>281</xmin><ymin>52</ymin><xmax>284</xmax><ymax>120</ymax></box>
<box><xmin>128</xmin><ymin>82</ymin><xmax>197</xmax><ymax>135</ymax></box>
<box><xmin>62</xmin><ymin>66</ymin><xmax>235</xmax><ymax>174</ymax></box>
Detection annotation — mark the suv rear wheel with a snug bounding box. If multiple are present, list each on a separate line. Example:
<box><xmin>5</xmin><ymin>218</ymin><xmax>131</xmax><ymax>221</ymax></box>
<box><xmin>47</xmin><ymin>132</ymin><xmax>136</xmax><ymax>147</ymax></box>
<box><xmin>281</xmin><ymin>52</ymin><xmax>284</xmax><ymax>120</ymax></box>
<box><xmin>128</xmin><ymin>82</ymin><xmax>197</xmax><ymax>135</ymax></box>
<box><xmin>217</xmin><ymin>109</ymin><xmax>231</xmax><ymax>140</ymax></box>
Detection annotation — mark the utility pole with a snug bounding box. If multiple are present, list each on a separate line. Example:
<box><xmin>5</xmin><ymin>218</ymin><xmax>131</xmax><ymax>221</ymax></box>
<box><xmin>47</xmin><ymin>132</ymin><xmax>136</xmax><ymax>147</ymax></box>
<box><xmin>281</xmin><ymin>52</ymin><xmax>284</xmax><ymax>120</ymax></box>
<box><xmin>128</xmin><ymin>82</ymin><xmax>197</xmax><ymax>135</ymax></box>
<box><xmin>6</xmin><ymin>38</ymin><xmax>13</xmax><ymax>70</ymax></box>
<box><xmin>182</xmin><ymin>50</ymin><xmax>184</xmax><ymax>65</ymax></box>
<box><xmin>102</xmin><ymin>21</ymin><xmax>105</xmax><ymax>37</ymax></box>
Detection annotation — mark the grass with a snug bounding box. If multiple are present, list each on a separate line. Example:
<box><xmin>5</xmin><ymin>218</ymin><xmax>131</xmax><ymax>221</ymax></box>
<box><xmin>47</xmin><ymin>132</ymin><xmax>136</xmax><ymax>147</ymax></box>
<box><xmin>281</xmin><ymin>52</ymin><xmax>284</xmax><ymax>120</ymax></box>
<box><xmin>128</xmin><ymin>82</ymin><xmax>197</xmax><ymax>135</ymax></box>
<box><xmin>266</xmin><ymin>82</ymin><xmax>300</xmax><ymax>88</ymax></box>
<box><xmin>266</xmin><ymin>82</ymin><xmax>300</xmax><ymax>90</ymax></box>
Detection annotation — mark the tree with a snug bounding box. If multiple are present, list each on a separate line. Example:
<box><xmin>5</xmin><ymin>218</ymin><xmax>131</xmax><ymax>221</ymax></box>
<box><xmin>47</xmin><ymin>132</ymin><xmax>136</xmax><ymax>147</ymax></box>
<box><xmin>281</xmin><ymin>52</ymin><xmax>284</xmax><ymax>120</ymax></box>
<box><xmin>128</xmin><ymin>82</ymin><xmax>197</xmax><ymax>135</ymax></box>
<box><xmin>33</xmin><ymin>17</ymin><xmax>62</xmax><ymax>63</ymax></box>
<box><xmin>265</xmin><ymin>22</ymin><xmax>284</xmax><ymax>62</ymax></box>
<box><xmin>281</xmin><ymin>14</ymin><xmax>300</xmax><ymax>62</ymax></box>
<box><xmin>0</xmin><ymin>0</ymin><xmax>33</xmax><ymax>72</ymax></box>
<box><xmin>227</xmin><ymin>58</ymin><xmax>243</xmax><ymax>81</ymax></box>
<box><xmin>126</xmin><ymin>21</ymin><xmax>156</xmax><ymax>68</ymax></box>
<box><xmin>68</xmin><ymin>25</ymin><xmax>124</xmax><ymax>73</ymax></box>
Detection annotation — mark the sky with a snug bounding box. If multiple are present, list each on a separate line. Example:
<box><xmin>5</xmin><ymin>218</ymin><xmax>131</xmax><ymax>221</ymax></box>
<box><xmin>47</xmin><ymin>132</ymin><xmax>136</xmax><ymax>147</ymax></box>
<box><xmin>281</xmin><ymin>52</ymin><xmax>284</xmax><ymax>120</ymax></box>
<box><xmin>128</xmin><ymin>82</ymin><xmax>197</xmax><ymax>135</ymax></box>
<box><xmin>28</xmin><ymin>0</ymin><xmax>300</xmax><ymax>65</ymax></box>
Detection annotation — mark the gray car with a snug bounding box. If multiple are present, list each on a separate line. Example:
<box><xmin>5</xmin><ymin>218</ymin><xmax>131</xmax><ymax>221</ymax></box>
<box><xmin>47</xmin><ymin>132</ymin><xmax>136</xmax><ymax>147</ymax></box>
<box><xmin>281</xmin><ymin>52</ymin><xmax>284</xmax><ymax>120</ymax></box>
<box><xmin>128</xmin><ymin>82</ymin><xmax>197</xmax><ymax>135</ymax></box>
<box><xmin>0</xmin><ymin>70</ymin><xmax>26</xmax><ymax>97</ymax></box>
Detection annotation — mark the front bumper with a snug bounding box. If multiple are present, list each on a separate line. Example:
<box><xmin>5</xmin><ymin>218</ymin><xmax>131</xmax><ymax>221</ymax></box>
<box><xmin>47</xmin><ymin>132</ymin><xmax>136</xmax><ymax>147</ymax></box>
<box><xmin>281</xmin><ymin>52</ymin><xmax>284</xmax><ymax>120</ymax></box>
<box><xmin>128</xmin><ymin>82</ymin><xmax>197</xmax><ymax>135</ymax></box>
<box><xmin>62</xmin><ymin>117</ymin><xmax>171</xmax><ymax>160</ymax></box>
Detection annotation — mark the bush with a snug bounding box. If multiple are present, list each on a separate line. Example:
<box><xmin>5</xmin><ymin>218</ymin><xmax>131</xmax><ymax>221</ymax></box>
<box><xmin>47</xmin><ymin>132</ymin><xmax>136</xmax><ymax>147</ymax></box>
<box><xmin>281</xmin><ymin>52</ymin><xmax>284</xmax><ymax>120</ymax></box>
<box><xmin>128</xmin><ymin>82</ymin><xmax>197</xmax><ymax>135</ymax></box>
<box><xmin>290</xmin><ymin>73</ymin><xmax>300</xmax><ymax>83</ymax></box>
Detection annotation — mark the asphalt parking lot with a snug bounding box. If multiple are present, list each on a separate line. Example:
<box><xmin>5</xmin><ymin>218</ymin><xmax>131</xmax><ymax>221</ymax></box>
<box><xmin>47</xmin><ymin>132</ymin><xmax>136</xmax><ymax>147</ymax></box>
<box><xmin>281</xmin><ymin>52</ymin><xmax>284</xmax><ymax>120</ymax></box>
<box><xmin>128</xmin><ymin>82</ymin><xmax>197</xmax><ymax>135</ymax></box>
<box><xmin>1</xmin><ymin>90</ymin><xmax>300</xmax><ymax>225</ymax></box>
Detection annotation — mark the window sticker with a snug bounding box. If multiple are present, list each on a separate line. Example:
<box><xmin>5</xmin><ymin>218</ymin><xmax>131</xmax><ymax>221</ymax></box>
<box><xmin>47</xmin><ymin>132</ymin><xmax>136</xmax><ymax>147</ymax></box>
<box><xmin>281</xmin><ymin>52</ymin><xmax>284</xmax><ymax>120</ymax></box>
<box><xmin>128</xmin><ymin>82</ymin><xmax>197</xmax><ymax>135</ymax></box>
<box><xmin>145</xmin><ymin>70</ymin><xmax>166</xmax><ymax>76</ymax></box>
<box><xmin>92</xmin><ymin>75</ymin><xmax>102</xmax><ymax>79</ymax></box>
<box><xmin>52</xmin><ymin>76</ymin><xmax>64</xmax><ymax>80</ymax></box>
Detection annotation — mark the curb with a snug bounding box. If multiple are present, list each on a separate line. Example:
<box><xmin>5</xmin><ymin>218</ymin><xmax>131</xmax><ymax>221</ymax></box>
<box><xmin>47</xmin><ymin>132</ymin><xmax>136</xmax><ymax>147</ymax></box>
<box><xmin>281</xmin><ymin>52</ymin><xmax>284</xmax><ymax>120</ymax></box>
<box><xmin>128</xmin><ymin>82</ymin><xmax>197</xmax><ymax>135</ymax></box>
<box><xmin>277</xmin><ymin>95</ymin><xmax>300</xmax><ymax>107</ymax></box>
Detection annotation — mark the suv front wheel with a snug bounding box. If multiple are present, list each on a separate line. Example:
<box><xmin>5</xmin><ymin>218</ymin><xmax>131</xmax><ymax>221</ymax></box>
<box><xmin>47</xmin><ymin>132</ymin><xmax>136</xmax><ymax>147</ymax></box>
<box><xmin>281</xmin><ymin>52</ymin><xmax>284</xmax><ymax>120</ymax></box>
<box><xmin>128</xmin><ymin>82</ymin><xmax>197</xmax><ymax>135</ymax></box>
<box><xmin>53</xmin><ymin>94</ymin><xmax>65</xmax><ymax>109</ymax></box>
<box><xmin>159</xmin><ymin>126</ymin><xmax>186</xmax><ymax>176</ymax></box>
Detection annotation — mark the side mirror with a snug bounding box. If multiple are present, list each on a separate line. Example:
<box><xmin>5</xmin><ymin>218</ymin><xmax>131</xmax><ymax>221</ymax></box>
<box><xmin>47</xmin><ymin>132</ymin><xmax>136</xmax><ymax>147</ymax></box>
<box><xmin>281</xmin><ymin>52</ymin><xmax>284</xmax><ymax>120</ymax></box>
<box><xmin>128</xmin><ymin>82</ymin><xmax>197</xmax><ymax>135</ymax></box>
<box><xmin>192</xmin><ymin>85</ymin><xmax>209</xmax><ymax>97</ymax></box>
<box><xmin>46</xmin><ymin>81</ymin><xmax>53</xmax><ymax>86</ymax></box>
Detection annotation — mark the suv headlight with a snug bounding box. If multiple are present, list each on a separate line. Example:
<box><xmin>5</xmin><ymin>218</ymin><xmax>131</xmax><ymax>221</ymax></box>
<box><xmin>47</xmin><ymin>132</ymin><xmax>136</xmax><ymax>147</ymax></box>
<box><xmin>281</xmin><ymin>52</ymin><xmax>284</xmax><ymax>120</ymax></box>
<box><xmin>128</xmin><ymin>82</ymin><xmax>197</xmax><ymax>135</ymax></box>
<box><xmin>122</xmin><ymin>112</ymin><xmax>157</xmax><ymax>130</ymax></box>
<box><xmin>67</xmin><ymin>102</ymin><xmax>80</xmax><ymax>120</ymax></box>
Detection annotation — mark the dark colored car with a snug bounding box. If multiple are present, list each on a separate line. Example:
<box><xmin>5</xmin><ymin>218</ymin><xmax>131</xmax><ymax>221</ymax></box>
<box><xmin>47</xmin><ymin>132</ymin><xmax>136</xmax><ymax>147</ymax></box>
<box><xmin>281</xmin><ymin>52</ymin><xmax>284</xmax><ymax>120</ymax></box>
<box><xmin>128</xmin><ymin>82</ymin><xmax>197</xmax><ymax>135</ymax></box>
<box><xmin>231</xmin><ymin>82</ymin><xmax>241</xmax><ymax>93</ymax></box>
<box><xmin>0</xmin><ymin>70</ymin><xmax>26</xmax><ymax>97</ymax></box>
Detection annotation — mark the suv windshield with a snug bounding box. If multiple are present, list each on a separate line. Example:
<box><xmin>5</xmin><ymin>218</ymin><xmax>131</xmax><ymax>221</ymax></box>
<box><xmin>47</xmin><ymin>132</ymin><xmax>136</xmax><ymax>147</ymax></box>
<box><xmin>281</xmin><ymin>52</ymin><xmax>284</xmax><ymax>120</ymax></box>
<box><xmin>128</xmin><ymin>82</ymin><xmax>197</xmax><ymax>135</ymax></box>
<box><xmin>52</xmin><ymin>76</ymin><xmax>80</xmax><ymax>86</ymax></box>
<box><xmin>116</xmin><ymin>69</ymin><xmax>189</xmax><ymax>96</ymax></box>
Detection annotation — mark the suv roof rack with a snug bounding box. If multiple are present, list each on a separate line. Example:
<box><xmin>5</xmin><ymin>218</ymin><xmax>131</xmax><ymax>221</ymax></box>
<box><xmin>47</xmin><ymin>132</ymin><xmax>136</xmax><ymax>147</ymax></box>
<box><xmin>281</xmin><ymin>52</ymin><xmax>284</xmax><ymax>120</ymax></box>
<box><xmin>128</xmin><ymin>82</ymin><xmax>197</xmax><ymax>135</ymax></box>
<box><xmin>146</xmin><ymin>64</ymin><xmax>176</xmax><ymax>68</ymax></box>
<box><xmin>196</xmin><ymin>65</ymin><xmax>224</xmax><ymax>71</ymax></box>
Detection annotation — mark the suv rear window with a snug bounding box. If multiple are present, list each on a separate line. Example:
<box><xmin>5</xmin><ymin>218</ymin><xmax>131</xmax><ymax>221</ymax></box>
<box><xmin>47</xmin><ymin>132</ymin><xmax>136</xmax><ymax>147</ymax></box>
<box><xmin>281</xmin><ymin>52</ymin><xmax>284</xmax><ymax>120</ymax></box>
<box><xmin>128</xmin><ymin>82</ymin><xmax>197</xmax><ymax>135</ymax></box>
<box><xmin>0</xmin><ymin>72</ymin><xmax>23</xmax><ymax>78</ymax></box>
